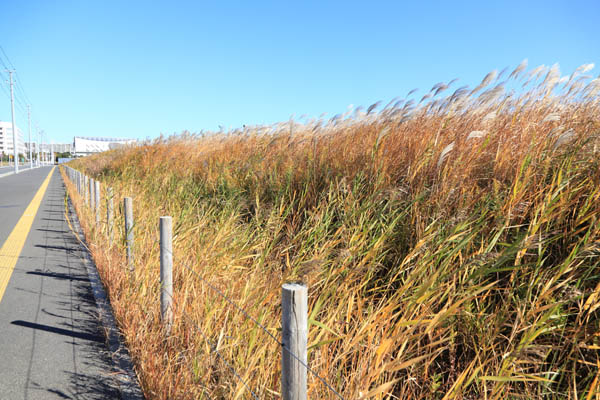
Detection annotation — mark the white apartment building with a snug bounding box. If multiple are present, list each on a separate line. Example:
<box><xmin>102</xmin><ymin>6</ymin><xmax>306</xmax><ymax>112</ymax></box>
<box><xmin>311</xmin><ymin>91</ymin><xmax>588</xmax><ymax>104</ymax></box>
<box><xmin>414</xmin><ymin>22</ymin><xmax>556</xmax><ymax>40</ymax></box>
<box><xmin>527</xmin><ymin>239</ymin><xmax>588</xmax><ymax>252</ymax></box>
<box><xmin>0</xmin><ymin>121</ymin><xmax>27</xmax><ymax>157</ymax></box>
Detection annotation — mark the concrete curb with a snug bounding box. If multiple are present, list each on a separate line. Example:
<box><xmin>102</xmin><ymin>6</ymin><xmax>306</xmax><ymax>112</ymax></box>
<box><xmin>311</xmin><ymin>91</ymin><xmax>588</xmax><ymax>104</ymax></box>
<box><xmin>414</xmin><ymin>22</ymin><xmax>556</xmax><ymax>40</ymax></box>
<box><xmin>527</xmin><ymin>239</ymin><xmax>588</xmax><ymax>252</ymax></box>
<box><xmin>65</xmin><ymin>183</ymin><xmax>145</xmax><ymax>400</ymax></box>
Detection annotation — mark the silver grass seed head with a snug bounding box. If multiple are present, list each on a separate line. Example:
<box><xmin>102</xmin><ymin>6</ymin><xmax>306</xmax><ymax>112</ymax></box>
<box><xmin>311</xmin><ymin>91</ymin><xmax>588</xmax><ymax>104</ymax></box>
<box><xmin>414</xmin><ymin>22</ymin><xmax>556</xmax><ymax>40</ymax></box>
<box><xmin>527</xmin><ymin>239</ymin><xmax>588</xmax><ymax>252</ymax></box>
<box><xmin>480</xmin><ymin>70</ymin><xmax>498</xmax><ymax>88</ymax></box>
<box><xmin>467</xmin><ymin>130</ymin><xmax>487</xmax><ymax>140</ymax></box>
<box><xmin>554</xmin><ymin>128</ymin><xmax>575</xmax><ymax>150</ymax></box>
<box><xmin>431</xmin><ymin>82</ymin><xmax>445</xmax><ymax>92</ymax></box>
<box><xmin>406</xmin><ymin>88</ymin><xmax>418</xmax><ymax>98</ymax></box>
<box><xmin>367</xmin><ymin>101</ymin><xmax>381</xmax><ymax>115</ymax></box>
<box><xmin>542</xmin><ymin>113</ymin><xmax>561</xmax><ymax>123</ymax></box>
<box><xmin>434</xmin><ymin>84</ymin><xmax>449</xmax><ymax>96</ymax></box>
<box><xmin>437</xmin><ymin>142</ymin><xmax>455</xmax><ymax>167</ymax></box>
<box><xmin>509</xmin><ymin>59</ymin><xmax>528</xmax><ymax>80</ymax></box>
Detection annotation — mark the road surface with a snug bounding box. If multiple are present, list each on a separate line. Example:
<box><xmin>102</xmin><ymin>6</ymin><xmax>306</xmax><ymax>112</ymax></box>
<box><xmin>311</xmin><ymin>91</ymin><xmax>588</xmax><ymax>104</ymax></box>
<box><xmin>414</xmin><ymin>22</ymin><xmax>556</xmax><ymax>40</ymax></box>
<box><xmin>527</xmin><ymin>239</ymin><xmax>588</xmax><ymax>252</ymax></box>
<box><xmin>0</xmin><ymin>166</ymin><xmax>123</xmax><ymax>399</ymax></box>
<box><xmin>0</xmin><ymin>164</ymin><xmax>38</xmax><ymax>178</ymax></box>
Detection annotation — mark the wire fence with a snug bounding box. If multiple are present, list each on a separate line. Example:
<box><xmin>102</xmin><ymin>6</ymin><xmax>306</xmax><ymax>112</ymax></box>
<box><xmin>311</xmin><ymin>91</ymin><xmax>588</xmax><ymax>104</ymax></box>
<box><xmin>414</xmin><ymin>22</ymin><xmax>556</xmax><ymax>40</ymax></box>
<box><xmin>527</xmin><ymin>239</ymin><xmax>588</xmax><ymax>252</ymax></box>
<box><xmin>62</xmin><ymin>166</ymin><xmax>346</xmax><ymax>400</ymax></box>
<box><xmin>158</xmin><ymin>238</ymin><xmax>345</xmax><ymax>400</ymax></box>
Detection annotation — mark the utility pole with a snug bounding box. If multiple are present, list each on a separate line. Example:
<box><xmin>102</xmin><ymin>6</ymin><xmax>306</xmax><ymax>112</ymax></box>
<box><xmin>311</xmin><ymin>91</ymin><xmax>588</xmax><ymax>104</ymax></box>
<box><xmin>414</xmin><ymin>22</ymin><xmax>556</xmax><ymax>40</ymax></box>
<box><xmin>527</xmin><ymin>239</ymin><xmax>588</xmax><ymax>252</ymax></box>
<box><xmin>36</xmin><ymin>128</ymin><xmax>40</xmax><ymax>167</ymax></box>
<box><xmin>28</xmin><ymin>105</ymin><xmax>33</xmax><ymax>168</ymax></box>
<box><xmin>39</xmin><ymin>130</ymin><xmax>44</xmax><ymax>166</ymax></box>
<box><xmin>7</xmin><ymin>70</ymin><xmax>18</xmax><ymax>174</ymax></box>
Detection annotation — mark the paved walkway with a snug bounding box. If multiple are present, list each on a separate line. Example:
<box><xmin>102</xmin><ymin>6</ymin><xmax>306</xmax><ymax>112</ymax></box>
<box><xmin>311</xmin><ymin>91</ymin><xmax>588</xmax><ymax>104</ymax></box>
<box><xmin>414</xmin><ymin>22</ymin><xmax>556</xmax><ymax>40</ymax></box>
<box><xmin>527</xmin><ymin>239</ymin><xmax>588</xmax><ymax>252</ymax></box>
<box><xmin>0</xmin><ymin>167</ymin><xmax>124</xmax><ymax>399</ymax></box>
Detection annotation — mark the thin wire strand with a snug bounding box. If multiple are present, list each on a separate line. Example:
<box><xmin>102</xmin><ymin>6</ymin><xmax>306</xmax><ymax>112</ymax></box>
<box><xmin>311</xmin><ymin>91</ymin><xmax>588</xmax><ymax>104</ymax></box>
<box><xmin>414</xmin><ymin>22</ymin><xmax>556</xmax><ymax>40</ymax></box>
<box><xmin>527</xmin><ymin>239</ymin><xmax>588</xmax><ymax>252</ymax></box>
<box><xmin>0</xmin><ymin>45</ymin><xmax>16</xmax><ymax>70</ymax></box>
<box><xmin>61</xmin><ymin>170</ymin><xmax>260</xmax><ymax>400</ymax></box>
<box><xmin>0</xmin><ymin>82</ymin><xmax>10</xmax><ymax>100</ymax></box>
<box><xmin>0</xmin><ymin>55</ymin><xmax>10</xmax><ymax>71</ymax></box>
<box><xmin>0</xmin><ymin>45</ymin><xmax>34</xmax><ymax>121</ymax></box>
<box><xmin>14</xmin><ymin>77</ymin><xmax>32</xmax><ymax>106</ymax></box>
<box><xmin>66</xmin><ymin>171</ymin><xmax>345</xmax><ymax>400</ymax></box>
<box><xmin>179</xmin><ymin>309</ymin><xmax>261</xmax><ymax>400</ymax></box>
<box><xmin>15</xmin><ymin>94</ymin><xmax>28</xmax><ymax>111</ymax></box>
<box><xmin>156</xmin><ymin>236</ymin><xmax>346</xmax><ymax>400</ymax></box>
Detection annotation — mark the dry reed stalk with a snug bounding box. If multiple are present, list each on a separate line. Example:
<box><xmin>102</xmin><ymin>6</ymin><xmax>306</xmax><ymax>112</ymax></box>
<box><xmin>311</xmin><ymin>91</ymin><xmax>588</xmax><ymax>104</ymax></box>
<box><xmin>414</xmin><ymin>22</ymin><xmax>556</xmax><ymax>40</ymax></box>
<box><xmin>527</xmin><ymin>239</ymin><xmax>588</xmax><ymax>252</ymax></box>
<box><xmin>66</xmin><ymin>63</ymin><xmax>600</xmax><ymax>399</ymax></box>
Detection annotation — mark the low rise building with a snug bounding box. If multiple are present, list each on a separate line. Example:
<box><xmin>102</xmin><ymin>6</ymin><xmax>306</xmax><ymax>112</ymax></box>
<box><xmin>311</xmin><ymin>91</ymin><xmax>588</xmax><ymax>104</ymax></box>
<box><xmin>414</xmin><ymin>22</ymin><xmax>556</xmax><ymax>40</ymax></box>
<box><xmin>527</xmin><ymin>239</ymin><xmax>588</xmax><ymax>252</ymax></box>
<box><xmin>73</xmin><ymin>136</ymin><xmax>136</xmax><ymax>156</ymax></box>
<box><xmin>0</xmin><ymin>121</ymin><xmax>27</xmax><ymax>158</ymax></box>
<box><xmin>26</xmin><ymin>142</ymin><xmax>73</xmax><ymax>155</ymax></box>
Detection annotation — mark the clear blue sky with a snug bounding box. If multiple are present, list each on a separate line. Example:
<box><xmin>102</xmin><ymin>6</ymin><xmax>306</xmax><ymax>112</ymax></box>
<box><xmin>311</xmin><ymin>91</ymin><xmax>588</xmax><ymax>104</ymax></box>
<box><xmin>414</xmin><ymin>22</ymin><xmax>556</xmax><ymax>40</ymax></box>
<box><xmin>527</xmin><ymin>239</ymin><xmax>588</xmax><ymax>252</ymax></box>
<box><xmin>0</xmin><ymin>0</ymin><xmax>598</xmax><ymax>145</ymax></box>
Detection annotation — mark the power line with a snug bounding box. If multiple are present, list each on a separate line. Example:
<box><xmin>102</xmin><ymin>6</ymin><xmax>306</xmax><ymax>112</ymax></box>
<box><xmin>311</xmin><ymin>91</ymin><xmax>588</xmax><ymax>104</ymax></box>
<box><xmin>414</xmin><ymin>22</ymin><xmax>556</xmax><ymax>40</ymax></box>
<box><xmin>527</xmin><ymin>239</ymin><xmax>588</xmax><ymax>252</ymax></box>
<box><xmin>0</xmin><ymin>45</ymin><xmax>16</xmax><ymax>70</ymax></box>
<box><xmin>15</xmin><ymin>97</ymin><xmax>28</xmax><ymax>114</ymax></box>
<box><xmin>0</xmin><ymin>53</ymin><xmax>9</xmax><ymax>71</ymax></box>
<box><xmin>0</xmin><ymin>45</ymin><xmax>34</xmax><ymax>125</ymax></box>
<box><xmin>14</xmin><ymin>94</ymin><xmax>27</xmax><ymax>109</ymax></box>
<box><xmin>14</xmin><ymin>76</ymin><xmax>32</xmax><ymax>106</ymax></box>
<box><xmin>0</xmin><ymin>81</ymin><xmax>10</xmax><ymax>101</ymax></box>
<box><xmin>0</xmin><ymin>70</ymin><xmax>10</xmax><ymax>99</ymax></box>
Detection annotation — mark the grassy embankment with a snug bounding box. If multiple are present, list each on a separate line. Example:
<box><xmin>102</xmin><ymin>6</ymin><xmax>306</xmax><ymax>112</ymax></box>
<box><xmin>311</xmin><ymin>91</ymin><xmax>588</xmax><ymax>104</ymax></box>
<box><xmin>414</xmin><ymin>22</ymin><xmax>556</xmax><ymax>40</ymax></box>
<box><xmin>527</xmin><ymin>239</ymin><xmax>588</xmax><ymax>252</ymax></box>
<box><xmin>65</xmin><ymin>63</ymin><xmax>600</xmax><ymax>399</ymax></box>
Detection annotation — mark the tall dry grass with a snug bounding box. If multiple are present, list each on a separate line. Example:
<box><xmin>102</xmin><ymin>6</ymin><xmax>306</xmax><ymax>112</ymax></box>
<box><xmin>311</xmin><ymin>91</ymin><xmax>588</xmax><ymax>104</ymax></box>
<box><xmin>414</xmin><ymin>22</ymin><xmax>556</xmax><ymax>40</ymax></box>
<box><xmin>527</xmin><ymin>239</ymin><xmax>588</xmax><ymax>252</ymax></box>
<box><xmin>65</xmin><ymin>61</ymin><xmax>600</xmax><ymax>399</ymax></box>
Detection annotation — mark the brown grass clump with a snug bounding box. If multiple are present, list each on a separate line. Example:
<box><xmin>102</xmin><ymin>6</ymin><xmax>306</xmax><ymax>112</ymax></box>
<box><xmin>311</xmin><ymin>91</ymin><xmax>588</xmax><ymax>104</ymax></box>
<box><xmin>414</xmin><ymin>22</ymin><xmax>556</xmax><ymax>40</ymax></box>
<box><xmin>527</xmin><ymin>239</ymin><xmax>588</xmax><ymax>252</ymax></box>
<box><xmin>64</xmin><ymin>62</ymin><xmax>600</xmax><ymax>399</ymax></box>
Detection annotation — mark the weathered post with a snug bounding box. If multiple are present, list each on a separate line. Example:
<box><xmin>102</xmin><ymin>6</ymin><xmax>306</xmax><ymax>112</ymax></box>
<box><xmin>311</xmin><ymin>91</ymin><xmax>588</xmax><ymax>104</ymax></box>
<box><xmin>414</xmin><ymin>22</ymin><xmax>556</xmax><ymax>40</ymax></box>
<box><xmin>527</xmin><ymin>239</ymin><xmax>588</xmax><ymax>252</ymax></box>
<box><xmin>95</xmin><ymin>180</ymin><xmax>101</xmax><ymax>226</ymax></box>
<box><xmin>281</xmin><ymin>283</ymin><xmax>308</xmax><ymax>400</ymax></box>
<box><xmin>84</xmin><ymin>176</ymin><xmax>89</xmax><ymax>206</ymax></box>
<box><xmin>89</xmin><ymin>178</ymin><xmax>95</xmax><ymax>211</ymax></box>
<box><xmin>160</xmin><ymin>216</ymin><xmax>173</xmax><ymax>335</ymax></box>
<box><xmin>124</xmin><ymin>197</ymin><xmax>134</xmax><ymax>271</ymax></box>
<box><xmin>107</xmin><ymin>187</ymin><xmax>114</xmax><ymax>244</ymax></box>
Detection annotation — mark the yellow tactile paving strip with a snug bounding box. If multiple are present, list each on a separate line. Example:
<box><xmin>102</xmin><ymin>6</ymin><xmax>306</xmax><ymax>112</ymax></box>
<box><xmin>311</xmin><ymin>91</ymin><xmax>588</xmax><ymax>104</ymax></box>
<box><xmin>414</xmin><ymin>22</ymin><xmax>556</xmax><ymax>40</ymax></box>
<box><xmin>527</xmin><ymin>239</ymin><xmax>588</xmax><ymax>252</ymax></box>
<box><xmin>0</xmin><ymin>167</ymin><xmax>55</xmax><ymax>303</ymax></box>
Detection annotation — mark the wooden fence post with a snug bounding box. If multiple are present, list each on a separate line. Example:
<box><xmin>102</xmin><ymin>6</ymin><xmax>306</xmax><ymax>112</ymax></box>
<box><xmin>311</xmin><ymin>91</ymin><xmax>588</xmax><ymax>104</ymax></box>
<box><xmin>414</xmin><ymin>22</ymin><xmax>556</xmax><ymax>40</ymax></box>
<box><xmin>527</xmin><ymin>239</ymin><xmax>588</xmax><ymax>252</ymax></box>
<box><xmin>107</xmin><ymin>187</ymin><xmax>114</xmax><ymax>244</ymax></box>
<box><xmin>160</xmin><ymin>216</ymin><xmax>173</xmax><ymax>335</ymax></box>
<box><xmin>282</xmin><ymin>283</ymin><xmax>308</xmax><ymax>400</ymax></box>
<box><xmin>94</xmin><ymin>180</ymin><xmax>101</xmax><ymax>226</ymax></box>
<box><xmin>124</xmin><ymin>197</ymin><xmax>134</xmax><ymax>271</ymax></box>
<box><xmin>84</xmin><ymin>176</ymin><xmax>89</xmax><ymax>206</ymax></box>
<box><xmin>90</xmin><ymin>178</ymin><xmax>95</xmax><ymax>211</ymax></box>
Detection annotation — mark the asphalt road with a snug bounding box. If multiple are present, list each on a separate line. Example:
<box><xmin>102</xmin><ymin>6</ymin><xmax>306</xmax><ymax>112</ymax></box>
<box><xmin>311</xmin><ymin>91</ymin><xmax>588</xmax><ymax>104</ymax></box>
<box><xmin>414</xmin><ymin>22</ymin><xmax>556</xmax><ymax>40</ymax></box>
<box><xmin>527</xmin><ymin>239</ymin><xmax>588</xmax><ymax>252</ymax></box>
<box><xmin>0</xmin><ymin>167</ymin><xmax>122</xmax><ymax>399</ymax></box>
<box><xmin>0</xmin><ymin>164</ymin><xmax>39</xmax><ymax>178</ymax></box>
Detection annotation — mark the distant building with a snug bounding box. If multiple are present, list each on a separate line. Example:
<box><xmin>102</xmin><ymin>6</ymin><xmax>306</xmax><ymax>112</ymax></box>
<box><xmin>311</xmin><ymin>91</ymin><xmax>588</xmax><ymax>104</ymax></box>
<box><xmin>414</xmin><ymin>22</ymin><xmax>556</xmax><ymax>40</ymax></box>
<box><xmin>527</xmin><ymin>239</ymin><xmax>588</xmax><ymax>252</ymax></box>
<box><xmin>0</xmin><ymin>121</ymin><xmax>26</xmax><ymax>157</ymax></box>
<box><xmin>26</xmin><ymin>142</ymin><xmax>73</xmax><ymax>155</ymax></box>
<box><xmin>49</xmin><ymin>143</ymin><xmax>72</xmax><ymax>154</ymax></box>
<box><xmin>73</xmin><ymin>136</ymin><xmax>136</xmax><ymax>156</ymax></box>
